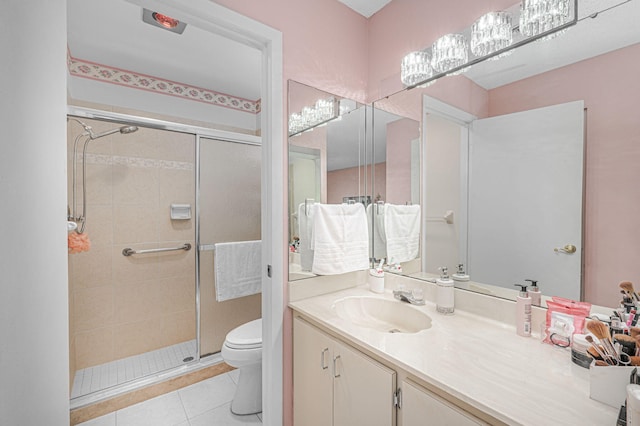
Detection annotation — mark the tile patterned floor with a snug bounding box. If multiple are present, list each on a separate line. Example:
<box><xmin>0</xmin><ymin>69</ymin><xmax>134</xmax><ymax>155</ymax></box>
<box><xmin>72</xmin><ymin>340</ymin><xmax>197</xmax><ymax>399</ymax></box>
<box><xmin>77</xmin><ymin>370</ymin><xmax>262</xmax><ymax>426</ymax></box>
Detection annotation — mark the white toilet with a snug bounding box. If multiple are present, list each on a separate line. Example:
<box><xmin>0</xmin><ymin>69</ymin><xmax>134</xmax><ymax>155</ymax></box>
<box><xmin>221</xmin><ymin>318</ymin><xmax>262</xmax><ymax>415</ymax></box>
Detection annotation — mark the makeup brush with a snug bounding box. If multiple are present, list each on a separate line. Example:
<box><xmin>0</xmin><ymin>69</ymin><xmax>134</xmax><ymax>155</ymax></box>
<box><xmin>620</xmin><ymin>281</ymin><xmax>640</xmax><ymax>302</ymax></box>
<box><xmin>585</xmin><ymin>335</ymin><xmax>614</xmax><ymax>365</ymax></box>
<box><xmin>614</xmin><ymin>333</ymin><xmax>637</xmax><ymax>353</ymax></box>
<box><xmin>630</xmin><ymin>356</ymin><xmax>640</xmax><ymax>366</ymax></box>
<box><xmin>587</xmin><ymin>320</ymin><xmax>618</xmax><ymax>363</ymax></box>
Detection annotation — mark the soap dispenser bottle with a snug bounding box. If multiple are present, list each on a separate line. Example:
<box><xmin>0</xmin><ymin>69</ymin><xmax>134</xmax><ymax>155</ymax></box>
<box><xmin>525</xmin><ymin>279</ymin><xmax>541</xmax><ymax>306</ymax></box>
<box><xmin>452</xmin><ymin>263</ymin><xmax>470</xmax><ymax>282</ymax></box>
<box><xmin>514</xmin><ymin>284</ymin><xmax>532</xmax><ymax>337</ymax></box>
<box><xmin>436</xmin><ymin>266</ymin><xmax>455</xmax><ymax>314</ymax></box>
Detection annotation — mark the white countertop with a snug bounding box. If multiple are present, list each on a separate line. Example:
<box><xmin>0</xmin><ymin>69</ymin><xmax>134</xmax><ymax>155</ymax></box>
<box><xmin>289</xmin><ymin>286</ymin><xmax>619</xmax><ymax>426</ymax></box>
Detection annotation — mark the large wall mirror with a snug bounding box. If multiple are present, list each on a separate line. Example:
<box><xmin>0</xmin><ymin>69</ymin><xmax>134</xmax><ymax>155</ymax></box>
<box><xmin>372</xmin><ymin>0</ymin><xmax>640</xmax><ymax>305</ymax></box>
<box><xmin>288</xmin><ymin>81</ymin><xmax>369</xmax><ymax>280</ymax></box>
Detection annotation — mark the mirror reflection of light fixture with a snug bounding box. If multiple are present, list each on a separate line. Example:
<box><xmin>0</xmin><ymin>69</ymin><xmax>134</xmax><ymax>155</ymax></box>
<box><xmin>471</xmin><ymin>11</ymin><xmax>513</xmax><ymax>58</ymax></box>
<box><xmin>142</xmin><ymin>8</ymin><xmax>187</xmax><ymax>34</ymax></box>
<box><xmin>288</xmin><ymin>97</ymin><xmax>339</xmax><ymax>136</ymax></box>
<box><xmin>519</xmin><ymin>0</ymin><xmax>570</xmax><ymax>39</ymax></box>
<box><xmin>401</xmin><ymin>51</ymin><xmax>433</xmax><ymax>86</ymax></box>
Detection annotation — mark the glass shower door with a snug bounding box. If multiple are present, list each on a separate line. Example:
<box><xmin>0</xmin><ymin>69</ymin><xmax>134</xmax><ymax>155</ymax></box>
<box><xmin>198</xmin><ymin>137</ymin><xmax>262</xmax><ymax>357</ymax></box>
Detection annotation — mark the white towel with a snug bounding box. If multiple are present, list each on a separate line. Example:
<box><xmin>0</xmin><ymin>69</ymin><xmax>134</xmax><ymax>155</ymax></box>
<box><xmin>297</xmin><ymin>202</ymin><xmax>315</xmax><ymax>271</ymax></box>
<box><xmin>311</xmin><ymin>203</ymin><xmax>370</xmax><ymax>275</ymax></box>
<box><xmin>214</xmin><ymin>240</ymin><xmax>261</xmax><ymax>302</ymax></box>
<box><xmin>366</xmin><ymin>203</ymin><xmax>387</xmax><ymax>261</ymax></box>
<box><xmin>384</xmin><ymin>204</ymin><xmax>420</xmax><ymax>264</ymax></box>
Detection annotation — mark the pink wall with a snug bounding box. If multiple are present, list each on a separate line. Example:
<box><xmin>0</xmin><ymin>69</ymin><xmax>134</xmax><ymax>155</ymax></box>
<box><xmin>489</xmin><ymin>43</ymin><xmax>640</xmax><ymax>307</ymax></box>
<box><xmin>386</xmin><ymin>118</ymin><xmax>418</xmax><ymax>204</ymax></box>
<box><xmin>327</xmin><ymin>163</ymin><xmax>386</xmax><ymax>204</ymax></box>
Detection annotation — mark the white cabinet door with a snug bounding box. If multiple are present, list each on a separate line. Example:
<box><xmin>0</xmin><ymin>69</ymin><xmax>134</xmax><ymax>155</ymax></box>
<box><xmin>293</xmin><ymin>318</ymin><xmax>334</xmax><ymax>426</ymax></box>
<box><xmin>402</xmin><ymin>380</ymin><xmax>486</xmax><ymax>426</ymax></box>
<box><xmin>333</xmin><ymin>340</ymin><xmax>396</xmax><ymax>426</ymax></box>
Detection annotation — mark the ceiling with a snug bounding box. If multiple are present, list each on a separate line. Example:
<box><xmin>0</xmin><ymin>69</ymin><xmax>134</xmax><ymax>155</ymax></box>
<box><xmin>338</xmin><ymin>0</ymin><xmax>393</xmax><ymax>18</ymax></box>
<box><xmin>67</xmin><ymin>0</ymin><xmax>262</xmax><ymax>102</ymax></box>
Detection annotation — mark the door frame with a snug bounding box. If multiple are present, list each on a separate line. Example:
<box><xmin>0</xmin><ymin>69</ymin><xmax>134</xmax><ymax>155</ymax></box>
<box><xmin>115</xmin><ymin>1</ymin><xmax>283</xmax><ymax>423</ymax></box>
<box><xmin>421</xmin><ymin>95</ymin><xmax>476</xmax><ymax>272</ymax></box>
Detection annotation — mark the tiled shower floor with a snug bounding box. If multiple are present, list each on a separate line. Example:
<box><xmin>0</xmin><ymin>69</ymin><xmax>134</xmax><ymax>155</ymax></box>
<box><xmin>71</xmin><ymin>340</ymin><xmax>197</xmax><ymax>399</ymax></box>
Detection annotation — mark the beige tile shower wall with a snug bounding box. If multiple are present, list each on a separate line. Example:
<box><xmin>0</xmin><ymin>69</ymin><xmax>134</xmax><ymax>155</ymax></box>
<box><xmin>199</xmin><ymin>138</ymin><xmax>262</xmax><ymax>356</ymax></box>
<box><xmin>67</xmin><ymin>118</ymin><xmax>196</xmax><ymax>370</ymax></box>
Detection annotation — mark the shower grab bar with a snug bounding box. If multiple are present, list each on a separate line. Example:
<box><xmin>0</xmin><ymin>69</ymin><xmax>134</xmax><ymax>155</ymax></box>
<box><xmin>122</xmin><ymin>243</ymin><xmax>191</xmax><ymax>257</ymax></box>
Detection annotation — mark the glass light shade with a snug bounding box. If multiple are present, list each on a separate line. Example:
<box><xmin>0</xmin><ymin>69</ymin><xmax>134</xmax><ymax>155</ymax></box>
<box><xmin>471</xmin><ymin>12</ymin><xmax>513</xmax><ymax>57</ymax></box>
<box><xmin>519</xmin><ymin>0</ymin><xmax>570</xmax><ymax>38</ymax></box>
<box><xmin>431</xmin><ymin>34</ymin><xmax>469</xmax><ymax>74</ymax></box>
<box><xmin>401</xmin><ymin>51</ymin><xmax>433</xmax><ymax>86</ymax></box>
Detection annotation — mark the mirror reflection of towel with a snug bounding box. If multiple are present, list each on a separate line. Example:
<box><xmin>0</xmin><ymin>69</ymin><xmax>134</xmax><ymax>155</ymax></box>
<box><xmin>384</xmin><ymin>204</ymin><xmax>420</xmax><ymax>263</ymax></box>
<box><xmin>311</xmin><ymin>204</ymin><xmax>369</xmax><ymax>275</ymax></box>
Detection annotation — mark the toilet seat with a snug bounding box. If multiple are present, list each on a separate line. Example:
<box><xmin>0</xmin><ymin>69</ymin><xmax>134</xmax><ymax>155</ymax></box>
<box><xmin>225</xmin><ymin>318</ymin><xmax>262</xmax><ymax>350</ymax></box>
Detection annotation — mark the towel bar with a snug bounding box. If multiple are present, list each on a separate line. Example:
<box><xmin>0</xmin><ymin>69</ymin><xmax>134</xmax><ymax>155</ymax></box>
<box><xmin>122</xmin><ymin>243</ymin><xmax>191</xmax><ymax>256</ymax></box>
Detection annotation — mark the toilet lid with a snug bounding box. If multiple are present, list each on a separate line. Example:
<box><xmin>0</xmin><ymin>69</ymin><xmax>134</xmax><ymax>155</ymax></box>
<box><xmin>225</xmin><ymin>318</ymin><xmax>262</xmax><ymax>349</ymax></box>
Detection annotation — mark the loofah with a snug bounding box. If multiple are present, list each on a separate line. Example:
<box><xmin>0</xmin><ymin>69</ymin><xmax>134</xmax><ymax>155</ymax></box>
<box><xmin>68</xmin><ymin>232</ymin><xmax>91</xmax><ymax>254</ymax></box>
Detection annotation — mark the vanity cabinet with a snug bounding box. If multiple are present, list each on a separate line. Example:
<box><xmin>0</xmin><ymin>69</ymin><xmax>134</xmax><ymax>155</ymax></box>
<box><xmin>293</xmin><ymin>317</ymin><xmax>397</xmax><ymax>426</ymax></box>
<box><xmin>400</xmin><ymin>379</ymin><xmax>488</xmax><ymax>426</ymax></box>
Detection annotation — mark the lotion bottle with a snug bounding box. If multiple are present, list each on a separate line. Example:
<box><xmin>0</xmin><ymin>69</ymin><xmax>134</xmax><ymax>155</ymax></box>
<box><xmin>452</xmin><ymin>263</ymin><xmax>470</xmax><ymax>282</ymax></box>
<box><xmin>514</xmin><ymin>284</ymin><xmax>532</xmax><ymax>337</ymax></box>
<box><xmin>436</xmin><ymin>266</ymin><xmax>455</xmax><ymax>314</ymax></box>
<box><xmin>525</xmin><ymin>279</ymin><xmax>541</xmax><ymax>306</ymax></box>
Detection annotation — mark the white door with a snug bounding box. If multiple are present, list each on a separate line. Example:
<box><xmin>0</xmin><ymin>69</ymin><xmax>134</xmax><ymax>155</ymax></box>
<box><xmin>468</xmin><ymin>101</ymin><xmax>584</xmax><ymax>300</ymax></box>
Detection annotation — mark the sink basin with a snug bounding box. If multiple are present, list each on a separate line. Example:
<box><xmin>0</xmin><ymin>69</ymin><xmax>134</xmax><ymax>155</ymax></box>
<box><xmin>332</xmin><ymin>296</ymin><xmax>432</xmax><ymax>333</ymax></box>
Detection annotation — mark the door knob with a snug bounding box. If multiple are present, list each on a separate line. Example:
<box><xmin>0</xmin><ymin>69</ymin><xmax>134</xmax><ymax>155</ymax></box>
<box><xmin>554</xmin><ymin>244</ymin><xmax>577</xmax><ymax>254</ymax></box>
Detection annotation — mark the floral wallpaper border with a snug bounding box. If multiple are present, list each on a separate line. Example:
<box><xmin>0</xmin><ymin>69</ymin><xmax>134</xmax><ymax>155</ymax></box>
<box><xmin>68</xmin><ymin>55</ymin><xmax>261</xmax><ymax>114</ymax></box>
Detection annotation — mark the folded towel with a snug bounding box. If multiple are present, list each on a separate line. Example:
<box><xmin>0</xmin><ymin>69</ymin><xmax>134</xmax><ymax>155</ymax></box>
<box><xmin>311</xmin><ymin>203</ymin><xmax>370</xmax><ymax>275</ymax></box>
<box><xmin>384</xmin><ymin>204</ymin><xmax>420</xmax><ymax>263</ymax></box>
<box><xmin>214</xmin><ymin>240</ymin><xmax>261</xmax><ymax>302</ymax></box>
<box><xmin>297</xmin><ymin>202</ymin><xmax>315</xmax><ymax>271</ymax></box>
<box><xmin>366</xmin><ymin>203</ymin><xmax>387</xmax><ymax>260</ymax></box>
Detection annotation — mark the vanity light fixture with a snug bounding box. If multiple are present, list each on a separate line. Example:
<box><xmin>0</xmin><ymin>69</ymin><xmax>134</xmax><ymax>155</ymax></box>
<box><xmin>142</xmin><ymin>8</ymin><xmax>187</xmax><ymax>34</ymax></box>
<box><xmin>288</xmin><ymin>97</ymin><xmax>339</xmax><ymax>136</ymax></box>
<box><xmin>399</xmin><ymin>0</ymin><xmax>577</xmax><ymax>88</ymax></box>
<box><xmin>400</xmin><ymin>51</ymin><xmax>433</xmax><ymax>87</ymax></box>
<box><xmin>431</xmin><ymin>33</ymin><xmax>469</xmax><ymax>75</ymax></box>
<box><xmin>471</xmin><ymin>11</ymin><xmax>513</xmax><ymax>58</ymax></box>
<box><xmin>519</xmin><ymin>0</ymin><xmax>571</xmax><ymax>39</ymax></box>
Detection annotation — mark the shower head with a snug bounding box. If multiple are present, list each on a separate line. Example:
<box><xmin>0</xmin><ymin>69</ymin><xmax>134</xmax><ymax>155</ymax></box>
<box><xmin>68</xmin><ymin>117</ymin><xmax>139</xmax><ymax>140</ymax></box>
<box><xmin>90</xmin><ymin>125</ymin><xmax>139</xmax><ymax>139</ymax></box>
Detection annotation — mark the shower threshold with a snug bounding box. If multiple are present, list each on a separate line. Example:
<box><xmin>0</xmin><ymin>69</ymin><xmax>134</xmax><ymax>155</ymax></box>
<box><xmin>70</xmin><ymin>340</ymin><xmax>220</xmax><ymax>409</ymax></box>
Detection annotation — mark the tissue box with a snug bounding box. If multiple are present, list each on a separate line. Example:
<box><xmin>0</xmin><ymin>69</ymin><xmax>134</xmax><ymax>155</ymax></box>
<box><xmin>589</xmin><ymin>363</ymin><xmax>637</xmax><ymax>408</ymax></box>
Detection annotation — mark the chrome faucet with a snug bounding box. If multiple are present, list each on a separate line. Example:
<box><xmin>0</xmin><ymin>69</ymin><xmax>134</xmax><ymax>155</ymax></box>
<box><xmin>393</xmin><ymin>289</ymin><xmax>425</xmax><ymax>306</ymax></box>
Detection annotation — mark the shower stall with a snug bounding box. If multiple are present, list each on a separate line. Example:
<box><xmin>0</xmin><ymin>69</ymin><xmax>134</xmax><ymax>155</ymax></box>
<box><xmin>67</xmin><ymin>109</ymin><xmax>262</xmax><ymax>406</ymax></box>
